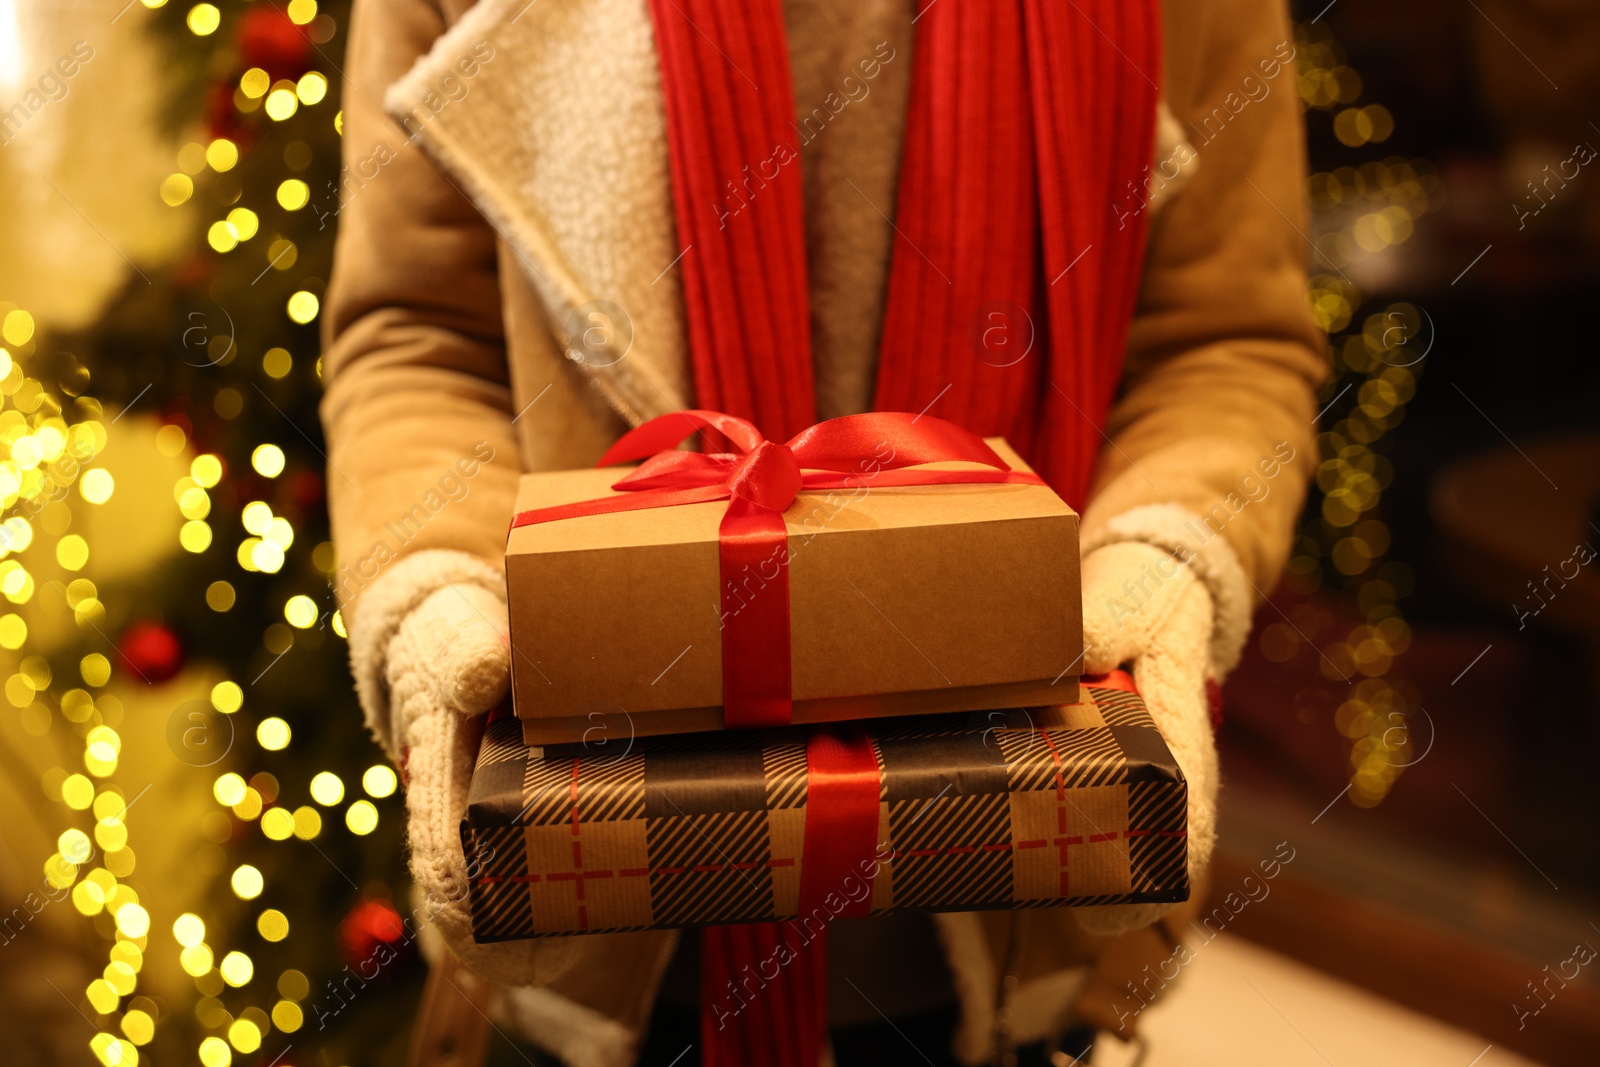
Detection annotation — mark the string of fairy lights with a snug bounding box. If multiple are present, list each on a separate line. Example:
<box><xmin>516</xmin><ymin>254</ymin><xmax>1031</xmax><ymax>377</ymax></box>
<box><xmin>11</xmin><ymin>3</ymin><xmax>407</xmax><ymax>1065</ymax></box>
<box><xmin>1278</xmin><ymin>21</ymin><xmax>1435</xmax><ymax>807</ymax></box>
<box><xmin>0</xmin><ymin>303</ymin><xmax>161</xmax><ymax>1065</ymax></box>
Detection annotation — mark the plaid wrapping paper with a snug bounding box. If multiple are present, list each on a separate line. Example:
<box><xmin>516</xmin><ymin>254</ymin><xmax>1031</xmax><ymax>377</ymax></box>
<box><xmin>462</xmin><ymin>683</ymin><xmax>1188</xmax><ymax>941</ymax></box>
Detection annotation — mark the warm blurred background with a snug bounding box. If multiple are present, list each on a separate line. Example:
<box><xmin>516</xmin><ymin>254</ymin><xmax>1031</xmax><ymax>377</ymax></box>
<box><xmin>0</xmin><ymin>1</ymin><xmax>1594</xmax><ymax>1065</ymax></box>
<box><xmin>1210</xmin><ymin>2</ymin><xmax>1600</xmax><ymax>1064</ymax></box>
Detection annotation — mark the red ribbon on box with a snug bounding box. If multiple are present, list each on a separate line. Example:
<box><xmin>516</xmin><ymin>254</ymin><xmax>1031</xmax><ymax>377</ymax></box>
<box><xmin>510</xmin><ymin>409</ymin><xmax>1046</xmax><ymax>729</ymax></box>
<box><xmin>799</xmin><ymin>725</ymin><xmax>882</xmax><ymax>920</ymax></box>
<box><xmin>699</xmin><ymin>673</ymin><xmax>1140</xmax><ymax>1067</ymax></box>
<box><xmin>700</xmin><ymin>723</ymin><xmax>882</xmax><ymax>1067</ymax></box>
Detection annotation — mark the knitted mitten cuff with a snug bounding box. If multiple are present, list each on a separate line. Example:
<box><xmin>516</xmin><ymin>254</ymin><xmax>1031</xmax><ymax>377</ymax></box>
<box><xmin>1080</xmin><ymin>503</ymin><xmax>1253</xmax><ymax>681</ymax></box>
<box><xmin>345</xmin><ymin>549</ymin><xmax>507</xmax><ymax>760</ymax></box>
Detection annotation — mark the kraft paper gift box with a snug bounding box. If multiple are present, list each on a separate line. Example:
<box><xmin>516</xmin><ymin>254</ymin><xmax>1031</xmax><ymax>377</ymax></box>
<box><xmin>462</xmin><ymin>675</ymin><xmax>1188</xmax><ymax>940</ymax></box>
<box><xmin>505</xmin><ymin>428</ymin><xmax>1081</xmax><ymax>747</ymax></box>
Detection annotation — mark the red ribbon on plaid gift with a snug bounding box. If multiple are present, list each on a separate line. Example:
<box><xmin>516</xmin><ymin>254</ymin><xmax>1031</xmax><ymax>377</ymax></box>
<box><xmin>509</xmin><ymin>409</ymin><xmax>1046</xmax><ymax>730</ymax></box>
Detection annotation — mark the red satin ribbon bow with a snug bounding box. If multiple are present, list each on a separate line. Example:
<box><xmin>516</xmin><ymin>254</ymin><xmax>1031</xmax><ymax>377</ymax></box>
<box><xmin>510</xmin><ymin>409</ymin><xmax>1046</xmax><ymax>729</ymax></box>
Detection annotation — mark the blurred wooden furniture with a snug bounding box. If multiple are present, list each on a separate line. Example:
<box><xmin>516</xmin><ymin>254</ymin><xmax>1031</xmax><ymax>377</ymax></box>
<box><xmin>1430</xmin><ymin>433</ymin><xmax>1600</xmax><ymax>689</ymax></box>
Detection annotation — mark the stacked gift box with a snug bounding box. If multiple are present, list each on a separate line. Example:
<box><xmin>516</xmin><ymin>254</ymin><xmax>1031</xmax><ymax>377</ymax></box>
<box><xmin>463</xmin><ymin>411</ymin><xmax>1189</xmax><ymax>940</ymax></box>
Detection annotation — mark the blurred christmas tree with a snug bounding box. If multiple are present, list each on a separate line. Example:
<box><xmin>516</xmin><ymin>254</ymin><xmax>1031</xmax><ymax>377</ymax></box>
<box><xmin>6</xmin><ymin>2</ymin><xmax>423</xmax><ymax>1064</ymax></box>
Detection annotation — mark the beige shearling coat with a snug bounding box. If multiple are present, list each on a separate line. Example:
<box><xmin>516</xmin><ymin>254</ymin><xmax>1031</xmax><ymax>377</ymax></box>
<box><xmin>320</xmin><ymin>0</ymin><xmax>1326</xmax><ymax>1062</ymax></box>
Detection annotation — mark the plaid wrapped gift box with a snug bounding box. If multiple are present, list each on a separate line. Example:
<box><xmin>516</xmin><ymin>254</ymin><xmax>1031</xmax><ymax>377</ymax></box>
<box><xmin>462</xmin><ymin>677</ymin><xmax>1188</xmax><ymax>941</ymax></box>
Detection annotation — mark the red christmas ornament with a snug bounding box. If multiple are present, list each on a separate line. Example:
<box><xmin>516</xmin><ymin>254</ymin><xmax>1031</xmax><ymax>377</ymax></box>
<box><xmin>236</xmin><ymin>7</ymin><xmax>313</xmax><ymax>80</ymax></box>
<box><xmin>204</xmin><ymin>80</ymin><xmax>244</xmax><ymax>143</ymax></box>
<box><xmin>338</xmin><ymin>898</ymin><xmax>411</xmax><ymax>977</ymax></box>
<box><xmin>117</xmin><ymin>622</ymin><xmax>185</xmax><ymax>684</ymax></box>
<box><xmin>172</xmin><ymin>251</ymin><xmax>216</xmax><ymax>292</ymax></box>
<box><xmin>288</xmin><ymin>470</ymin><xmax>324</xmax><ymax>513</ymax></box>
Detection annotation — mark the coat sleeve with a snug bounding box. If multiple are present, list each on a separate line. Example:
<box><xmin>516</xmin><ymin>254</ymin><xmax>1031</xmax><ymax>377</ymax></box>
<box><xmin>319</xmin><ymin>0</ymin><xmax>522</xmax><ymax>614</ymax></box>
<box><xmin>1082</xmin><ymin>0</ymin><xmax>1328</xmax><ymax>602</ymax></box>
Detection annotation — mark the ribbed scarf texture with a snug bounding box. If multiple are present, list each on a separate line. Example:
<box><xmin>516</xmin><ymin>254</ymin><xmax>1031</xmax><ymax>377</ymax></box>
<box><xmin>643</xmin><ymin>1</ymin><xmax>1161</xmax><ymax>1062</ymax></box>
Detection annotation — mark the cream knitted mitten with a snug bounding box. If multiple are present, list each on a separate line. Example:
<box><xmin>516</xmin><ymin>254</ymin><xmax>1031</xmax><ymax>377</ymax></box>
<box><xmin>384</xmin><ymin>580</ymin><xmax>565</xmax><ymax>987</ymax></box>
<box><xmin>1073</xmin><ymin>538</ymin><xmax>1222</xmax><ymax>937</ymax></box>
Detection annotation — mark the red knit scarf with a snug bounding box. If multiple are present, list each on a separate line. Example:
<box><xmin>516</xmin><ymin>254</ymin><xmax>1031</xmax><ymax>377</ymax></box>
<box><xmin>644</xmin><ymin>1</ymin><xmax>1160</xmax><ymax>1063</ymax></box>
